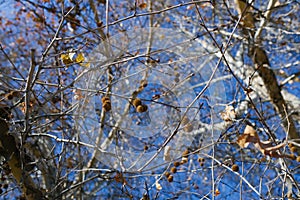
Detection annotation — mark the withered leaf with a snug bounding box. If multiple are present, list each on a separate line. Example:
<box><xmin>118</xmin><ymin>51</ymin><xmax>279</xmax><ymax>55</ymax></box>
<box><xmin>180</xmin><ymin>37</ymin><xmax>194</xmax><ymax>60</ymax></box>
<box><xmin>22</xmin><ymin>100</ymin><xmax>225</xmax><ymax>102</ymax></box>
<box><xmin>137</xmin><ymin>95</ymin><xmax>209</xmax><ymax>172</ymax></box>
<box><xmin>237</xmin><ymin>125</ymin><xmax>289</xmax><ymax>158</ymax></box>
<box><xmin>221</xmin><ymin>105</ymin><xmax>236</xmax><ymax>122</ymax></box>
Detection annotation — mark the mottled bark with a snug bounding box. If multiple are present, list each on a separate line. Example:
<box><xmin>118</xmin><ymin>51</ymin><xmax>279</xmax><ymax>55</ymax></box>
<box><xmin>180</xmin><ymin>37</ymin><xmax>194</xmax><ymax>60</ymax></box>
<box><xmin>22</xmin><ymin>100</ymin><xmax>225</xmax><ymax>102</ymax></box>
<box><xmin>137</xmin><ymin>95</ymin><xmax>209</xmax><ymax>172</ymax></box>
<box><xmin>235</xmin><ymin>0</ymin><xmax>299</xmax><ymax>141</ymax></box>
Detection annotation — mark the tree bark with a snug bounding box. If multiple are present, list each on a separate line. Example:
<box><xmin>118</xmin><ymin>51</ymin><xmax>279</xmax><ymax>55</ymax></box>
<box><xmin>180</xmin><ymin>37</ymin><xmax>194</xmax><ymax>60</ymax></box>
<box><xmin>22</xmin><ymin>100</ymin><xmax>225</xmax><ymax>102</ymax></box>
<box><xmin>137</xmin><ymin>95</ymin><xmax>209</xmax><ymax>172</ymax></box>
<box><xmin>0</xmin><ymin>105</ymin><xmax>46</xmax><ymax>199</ymax></box>
<box><xmin>235</xmin><ymin>0</ymin><xmax>299</xmax><ymax>141</ymax></box>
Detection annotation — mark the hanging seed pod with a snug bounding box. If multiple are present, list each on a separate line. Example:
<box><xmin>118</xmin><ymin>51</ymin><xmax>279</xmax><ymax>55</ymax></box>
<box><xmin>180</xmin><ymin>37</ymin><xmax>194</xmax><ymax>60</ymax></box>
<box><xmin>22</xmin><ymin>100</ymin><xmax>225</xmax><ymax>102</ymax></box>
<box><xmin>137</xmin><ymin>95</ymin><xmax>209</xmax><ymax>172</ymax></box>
<box><xmin>290</xmin><ymin>146</ymin><xmax>297</xmax><ymax>153</ymax></box>
<box><xmin>132</xmin><ymin>98</ymin><xmax>142</xmax><ymax>108</ymax></box>
<box><xmin>197</xmin><ymin>157</ymin><xmax>205</xmax><ymax>163</ymax></box>
<box><xmin>290</xmin><ymin>154</ymin><xmax>296</xmax><ymax>160</ymax></box>
<box><xmin>101</xmin><ymin>96</ymin><xmax>110</xmax><ymax>103</ymax></box>
<box><xmin>170</xmin><ymin>167</ymin><xmax>177</xmax><ymax>173</ymax></box>
<box><xmin>136</xmin><ymin>104</ymin><xmax>148</xmax><ymax>113</ymax></box>
<box><xmin>231</xmin><ymin>164</ymin><xmax>239</xmax><ymax>172</ymax></box>
<box><xmin>144</xmin><ymin>145</ymin><xmax>148</xmax><ymax>151</ymax></box>
<box><xmin>142</xmin><ymin>104</ymin><xmax>148</xmax><ymax>112</ymax></box>
<box><xmin>102</xmin><ymin>101</ymin><xmax>111</xmax><ymax>112</ymax></box>
<box><xmin>165</xmin><ymin>171</ymin><xmax>171</xmax><ymax>178</ymax></box>
<box><xmin>174</xmin><ymin>161</ymin><xmax>180</xmax><ymax>167</ymax></box>
<box><xmin>167</xmin><ymin>175</ymin><xmax>173</xmax><ymax>182</ymax></box>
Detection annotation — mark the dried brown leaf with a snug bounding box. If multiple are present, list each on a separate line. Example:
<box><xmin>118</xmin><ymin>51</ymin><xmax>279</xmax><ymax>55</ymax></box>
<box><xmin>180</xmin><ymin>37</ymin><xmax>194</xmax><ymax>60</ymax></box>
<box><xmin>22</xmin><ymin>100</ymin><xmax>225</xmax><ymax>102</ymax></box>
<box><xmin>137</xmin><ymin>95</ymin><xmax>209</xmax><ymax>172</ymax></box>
<box><xmin>237</xmin><ymin>125</ymin><xmax>288</xmax><ymax>158</ymax></box>
<box><xmin>221</xmin><ymin>105</ymin><xmax>236</xmax><ymax>122</ymax></box>
<box><xmin>237</xmin><ymin>125</ymin><xmax>259</xmax><ymax>148</ymax></box>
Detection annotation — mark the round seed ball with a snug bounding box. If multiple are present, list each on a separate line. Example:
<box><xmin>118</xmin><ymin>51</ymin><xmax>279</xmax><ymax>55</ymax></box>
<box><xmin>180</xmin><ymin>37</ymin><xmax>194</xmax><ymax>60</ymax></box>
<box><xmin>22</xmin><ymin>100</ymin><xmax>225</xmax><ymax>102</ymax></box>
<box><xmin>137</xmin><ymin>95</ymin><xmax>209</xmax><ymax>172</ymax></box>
<box><xmin>167</xmin><ymin>175</ymin><xmax>173</xmax><ymax>182</ymax></box>
<box><xmin>180</xmin><ymin>159</ymin><xmax>187</xmax><ymax>165</ymax></box>
<box><xmin>170</xmin><ymin>167</ymin><xmax>177</xmax><ymax>173</ymax></box>
<box><xmin>144</xmin><ymin>145</ymin><xmax>148</xmax><ymax>151</ymax></box>
<box><xmin>174</xmin><ymin>161</ymin><xmax>180</xmax><ymax>167</ymax></box>
<box><xmin>102</xmin><ymin>102</ymin><xmax>111</xmax><ymax>112</ymax></box>
<box><xmin>290</xmin><ymin>154</ymin><xmax>296</xmax><ymax>160</ymax></box>
<box><xmin>101</xmin><ymin>96</ymin><xmax>110</xmax><ymax>103</ymax></box>
<box><xmin>165</xmin><ymin>171</ymin><xmax>171</xmax><ymax>178</ymax></box>
<box><xmin>132</xmin><ymin>98</ymin><xmax>142</xmax><ymax>107</ymax></box>
<box><xmin>231</xmin><ymin>164</ymin><xmax>239</xmax><ymax>172</ymax></box>
<box><xmin>136</xmin><ymin>104</ymin><xmax>148</xmax><ymax>113</ymax></box>
<box><xmin>290</xmin><ymin>146</ymin><xmax>297</xmax><ymax>153</ymax></box>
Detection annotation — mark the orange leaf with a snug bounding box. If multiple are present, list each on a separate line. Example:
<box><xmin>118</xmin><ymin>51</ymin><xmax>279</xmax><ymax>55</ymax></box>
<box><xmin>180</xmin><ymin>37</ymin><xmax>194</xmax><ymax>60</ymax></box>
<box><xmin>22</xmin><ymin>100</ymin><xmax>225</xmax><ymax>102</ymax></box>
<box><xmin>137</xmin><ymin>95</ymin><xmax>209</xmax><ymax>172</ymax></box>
<box><xmin>215</xmin><ymin>189</ymin><xmax>220</xmax><ymax>196</ymax></box>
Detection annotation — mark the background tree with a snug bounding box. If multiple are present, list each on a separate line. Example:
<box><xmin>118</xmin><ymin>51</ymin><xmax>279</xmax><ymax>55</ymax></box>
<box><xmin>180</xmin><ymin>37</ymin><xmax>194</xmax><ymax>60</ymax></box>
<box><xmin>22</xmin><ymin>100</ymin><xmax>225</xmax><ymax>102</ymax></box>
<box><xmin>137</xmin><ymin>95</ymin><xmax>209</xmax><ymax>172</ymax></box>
<box><xmin>0</xmin><ymin>0</ymin><xmax>299</xmax><ymax>199</ymax></box>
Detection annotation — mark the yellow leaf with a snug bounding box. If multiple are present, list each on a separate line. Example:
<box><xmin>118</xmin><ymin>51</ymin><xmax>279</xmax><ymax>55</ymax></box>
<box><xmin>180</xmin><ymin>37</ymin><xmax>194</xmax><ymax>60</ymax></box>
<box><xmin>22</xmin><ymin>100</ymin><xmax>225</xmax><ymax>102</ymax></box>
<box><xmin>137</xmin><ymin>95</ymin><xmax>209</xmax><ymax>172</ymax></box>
<box><xmin>75</xmin><ymin>53</ymin><xmax>90</xmax><ymax>67</ymax></box>
<box><xmin>61</xmin><ymin>53</ymin><xmax>73</xmax><ymax>65</ymax></box>
<box><xmin>75</xmin><ymin>53</ymin><xmax>84</xmax><ymax>63</ymax></box>
<box><xmin>81</xmin><ymin>62</ymin><xmax>90</xmax><ymax>67</ymax></box>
